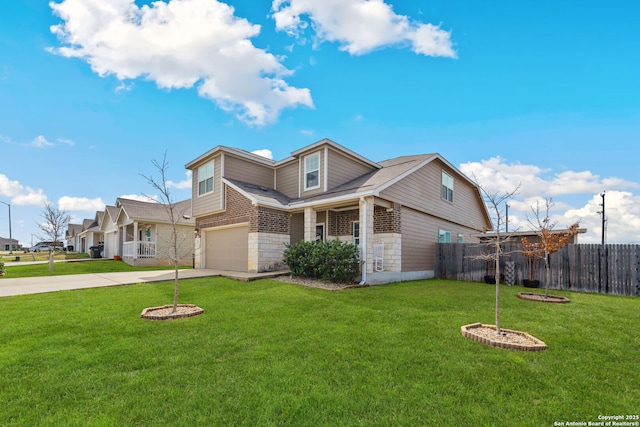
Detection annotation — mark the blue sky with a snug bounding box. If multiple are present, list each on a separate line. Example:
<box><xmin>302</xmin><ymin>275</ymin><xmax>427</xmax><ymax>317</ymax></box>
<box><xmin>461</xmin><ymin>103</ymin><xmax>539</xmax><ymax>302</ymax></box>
<box><xmin>1</xmin><ymin>0</ymin><xmax>639</xmax><ymax>246</ymax></box>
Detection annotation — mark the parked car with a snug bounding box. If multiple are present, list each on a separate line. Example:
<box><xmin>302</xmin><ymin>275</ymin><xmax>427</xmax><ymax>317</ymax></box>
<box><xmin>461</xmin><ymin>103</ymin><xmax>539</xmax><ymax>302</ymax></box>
<box><xmin>30</xmin><ymin>245</ymin><xmax>51</xmax><ymax>252</ymax></box>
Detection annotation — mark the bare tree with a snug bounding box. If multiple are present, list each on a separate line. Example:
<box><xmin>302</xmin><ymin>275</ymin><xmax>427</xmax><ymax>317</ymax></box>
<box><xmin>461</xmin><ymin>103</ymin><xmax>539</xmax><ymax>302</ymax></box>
<box><xmin>523</xmin><ymin>198</ymin><xmax>580</xmax><ymax>298</ymax></box>
<box><xmin>37</xmin><ymin>203</ymin><xmax>71</xmax><ymax>273</ymax></box>
<box><xmin>473</xmin><ymin>180</ymin><xmax>520</xmax><ymax>334</ymax></box>
<box><xmin>140</xmin><ymin>152</ymin><xmax>193</xmax><ymax>314</ymax></box>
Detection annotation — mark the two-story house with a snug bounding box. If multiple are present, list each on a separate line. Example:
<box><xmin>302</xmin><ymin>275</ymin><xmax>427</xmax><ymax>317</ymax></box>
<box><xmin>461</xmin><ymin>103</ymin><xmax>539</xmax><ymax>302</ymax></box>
<box><xmin>186</xmin><ymin>138</ymin><xmax>492</xmax><ymax>284</ymax></box>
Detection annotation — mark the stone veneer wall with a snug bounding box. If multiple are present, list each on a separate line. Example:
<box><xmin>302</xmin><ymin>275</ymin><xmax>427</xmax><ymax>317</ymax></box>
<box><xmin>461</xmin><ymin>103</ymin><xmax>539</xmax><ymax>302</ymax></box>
<box><xmin>249</xmin><ymin>232</ymin><xmax>290</xmax><ymax>273</ymax></box>
<box><xmin>371</xmin><ymin>233</ymin><xmax>401</xmax><ymax>272</ymax></box>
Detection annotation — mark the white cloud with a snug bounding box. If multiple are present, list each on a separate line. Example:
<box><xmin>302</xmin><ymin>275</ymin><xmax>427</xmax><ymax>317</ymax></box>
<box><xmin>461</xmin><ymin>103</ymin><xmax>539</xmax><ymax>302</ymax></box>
<box><xmin>0</xmin><ymin>174</ymin><xmax>24</xmax><ymax>198</ymax></box>
<box><xmin>31</xmin><ymin>135</ymin><xmax>54</xmax><ymax>148</ymax></box>
<box><xmin>49</xmin><ymin>0</ymin><xmax>313</xmax><ymax>125</ymax></box>
<box><xmin>460</xmin><ymin>157</ymin><xmax>640</xmax><ymax>244</ymax></box>
<box><xmin>58</xmin><ymin>196</ymin><xmax>106</xmax><ymax>211</ymax></box>
<box><xmin>271</xmin><ymin>0</ymin><xmax>456</xmax><ymax>57</ymax></box>
<box><xmin>252</xmin><ymin>149</ymin><xmax>273</xmax><ymax>160</ymax></box>
<box><xmin>12</xmin><ymin>188</ymin><xmax>48</xmax><ymax>206</ymax></box>
<box><xmin>0</xmin><ymin>174</ymin><xmax>48</xmax><ymax>206</ymax></box>
<box><xmin>167</xmin><ymin>171</ymin><xmax>192</xmax><ymax>189</ymax></box>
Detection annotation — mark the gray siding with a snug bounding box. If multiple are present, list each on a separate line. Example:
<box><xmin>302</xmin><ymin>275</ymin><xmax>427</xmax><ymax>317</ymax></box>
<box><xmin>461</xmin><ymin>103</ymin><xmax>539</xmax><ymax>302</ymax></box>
<box><xmin>290</xmin><ymin>213</ymin><xmax>304</xmax><ymax>244</ymax></box>
<box><xmin>401</xmin><ymin>208</ymin><xmax>432</xmax><ymax>271</ymax></box>
<box><xmin>402</xmin><ymin>206</ymin><xmax>483</xmax><ymax>272</ymax></box>
<box><xmin>192</xmin><ymin>154</ymin><xmax>223</xmax><ymax>217</ymax></box>
<box><xmin>380</xmin><ymin>159</ymin><xmax>489</xmax><ymax>231</ymax></box>
<box><xmin>224</xmin><ymin>155</ymin><xmax>274</xmax><ymax>188</ymax></box>
<box><xmin>275</xmin><ymin>161</ymin><xmax>299</xmax><ymax>198</ymax></box>
<box><xmin>327</xmin><ymin>148</ymin><xmax>376</xmax><ymax>190</ymax></box>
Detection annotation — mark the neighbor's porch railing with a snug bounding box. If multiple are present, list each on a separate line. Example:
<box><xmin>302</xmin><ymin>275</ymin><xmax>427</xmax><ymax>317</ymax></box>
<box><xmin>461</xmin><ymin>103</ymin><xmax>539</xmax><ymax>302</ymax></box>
<box><xmin>123</xmin><ymin>241</ymin><xmax>156</xmax><ymax>258</ymax></box>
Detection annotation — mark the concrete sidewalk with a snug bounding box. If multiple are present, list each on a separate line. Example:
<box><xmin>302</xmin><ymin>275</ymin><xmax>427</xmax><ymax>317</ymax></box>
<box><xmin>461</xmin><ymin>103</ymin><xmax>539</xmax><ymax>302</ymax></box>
<box><xmin>0</xmin><ymin>269</ymin><xmax>289</xmax><ymax>297</ymax></box>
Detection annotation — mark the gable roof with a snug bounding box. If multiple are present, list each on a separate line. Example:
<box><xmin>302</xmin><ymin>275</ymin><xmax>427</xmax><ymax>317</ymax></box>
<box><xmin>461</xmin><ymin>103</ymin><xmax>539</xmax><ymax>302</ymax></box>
<box><xmin>116</xmin><ymin>198</ymin><xmax>194</xmax><ymax>225</ymax></box>
<box><xmin>66</xmin><ymin>223</ymin><xmax>83</xmax><ymax>238</ymax></box>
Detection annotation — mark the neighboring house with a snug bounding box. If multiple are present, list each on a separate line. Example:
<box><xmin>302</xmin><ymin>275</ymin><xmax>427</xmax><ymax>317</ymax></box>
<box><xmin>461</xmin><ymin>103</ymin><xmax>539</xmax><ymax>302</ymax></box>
<box><xmin>100</xmin><ymin>205</ymin><xmax>120</xmax><ymax>259</ymax></box>
<box><xmin>185</xmin><ymin>138</ymin><xmax>493</xmax><ymax>284</ymax></box>
<box><xmin>0</xmin><ymin>237</ymin><xmax>19</xmax><ymax>251</ymax></box>
<box><xmin>113</xmin><ymin>198</ymin><xmax>195</xmax><ymax>267</ymax></box>
<box><xmin>65</xmin><ymin>223</ymin><xmax>83</xmax><ymax>251</ymax></box>
<box><xmin>477</xmin><ymin>228</ymin><xmax>587</xmax><ymax>245</ymax></box>
<box><xmin>77</xmin><ymin>212</ymin><xmax>104</xmax><ymax>255</ymax></box>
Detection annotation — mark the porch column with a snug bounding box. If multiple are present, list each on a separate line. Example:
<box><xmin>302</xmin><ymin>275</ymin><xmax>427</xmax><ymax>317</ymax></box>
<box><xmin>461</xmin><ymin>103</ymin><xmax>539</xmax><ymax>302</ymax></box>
<box><xmin>303</xmin><ymin>207</ymin><xmax>316</xmax><ymax>241</ymax></box>
<box><xmin>133</xmin><ymin>221</ymin><xmax>138</xmax><ymax>260</ymax></box>
<box><xmin>359</xmin><ymin>196</ymin><xmax>374</xmax><ymax>274</ymax></box>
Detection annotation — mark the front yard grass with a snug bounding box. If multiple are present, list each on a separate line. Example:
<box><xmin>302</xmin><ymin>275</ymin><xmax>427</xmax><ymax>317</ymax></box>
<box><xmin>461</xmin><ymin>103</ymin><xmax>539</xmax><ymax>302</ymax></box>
<box><xmin>1</xmin><ymin>260</ymin><xmax>186</xmax><ymax>278</ymax></box>
<box><xmin>0</xmin><ymin>279</ymin><xmax>638</xmax><ymax>426</ymax></box>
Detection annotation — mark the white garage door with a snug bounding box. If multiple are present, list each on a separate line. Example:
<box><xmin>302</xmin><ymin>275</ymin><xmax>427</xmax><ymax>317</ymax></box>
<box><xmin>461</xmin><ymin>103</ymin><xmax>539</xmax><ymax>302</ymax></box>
<box><xmin>205</xmin><ymin>225</ymin><xmax>249</xmax><ymax>271</ymax></box>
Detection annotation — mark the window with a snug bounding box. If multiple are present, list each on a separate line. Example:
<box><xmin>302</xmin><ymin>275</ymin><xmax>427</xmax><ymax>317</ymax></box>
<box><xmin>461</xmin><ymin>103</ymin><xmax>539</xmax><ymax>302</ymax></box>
<box><xmin>442</xmin><ymin>171</ymin><xmax>454</xmax><ymax>202</ymax></box>
<box><xmin>457</xmin><ymin>234</ymin><xmax>464</xmax><ymax>243</ymax></box>
<box><xmin>439</xmin><ymin>229</ymin><xmax>451</xmax><ymax>243</ymax></box>
<box><xmin>304</xmin><ymin>152</ymin><xmax>320</xmax><ymax>190</ymax></box>
<box><xmin>198</xmin><ymin>161</ymin><xmax>214</xmax><ymax>196</ymax></box>
<box><xmin>353</xmin><ymin>221</ymin><xmax>360</xmax><ymax>246</ymax></box>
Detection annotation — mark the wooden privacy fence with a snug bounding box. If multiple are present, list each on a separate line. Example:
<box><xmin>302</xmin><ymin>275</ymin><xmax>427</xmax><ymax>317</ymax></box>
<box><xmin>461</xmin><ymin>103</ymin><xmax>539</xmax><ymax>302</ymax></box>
<box><xmin>435</xmin><ymin>243</ymin><xmax>640</xmax><ymax>297</ymax></box>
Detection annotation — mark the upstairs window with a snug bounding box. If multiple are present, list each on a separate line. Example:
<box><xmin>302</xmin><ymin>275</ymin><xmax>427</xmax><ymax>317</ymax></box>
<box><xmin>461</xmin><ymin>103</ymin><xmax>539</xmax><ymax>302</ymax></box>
<box><xmin>441</xmin><ymin>171</ymin><xmax>454</xmax><ymax>202</ymax></box>
<box><xmin>198</xmin><ymin>161</ymin><xmax>214</xmax><ymax>196</ymax></box>
<box><xmin>439</xmin><ymin>229</ymin><xmax>452</xmax><ymax>243</ymax></box>
<box><xmin>304</xmin><ymin>152</ymin><xmax>320</xmax><ymax>190</ymax></box>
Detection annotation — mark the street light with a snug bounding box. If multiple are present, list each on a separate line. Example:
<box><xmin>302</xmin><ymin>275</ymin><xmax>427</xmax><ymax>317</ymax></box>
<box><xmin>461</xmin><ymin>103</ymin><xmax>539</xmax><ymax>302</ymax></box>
<box><xmin>0</xmin><ymin>200</ymin><xmax>12</xmax><ymax>254</ymax></box>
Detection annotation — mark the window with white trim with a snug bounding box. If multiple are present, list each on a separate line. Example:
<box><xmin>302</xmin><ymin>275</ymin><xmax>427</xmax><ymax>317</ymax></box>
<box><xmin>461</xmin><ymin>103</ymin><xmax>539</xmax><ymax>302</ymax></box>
<box><xmin>198</xmin><ymin>161</ymin><xmax>214</xmax><ymax>196</ymax></box>
<box><xmin>304</xmin><ymin>152</ymin><xmax>320</xmax><ymax>190</ymax></box>
<box><xmin>442</xmin><ymin>171</ymin><xmax>454</xmax><ymax>202</ymax></box>
<box><xmin>457</xmin><ymin>234</ymin><xmax>464</xmax><ymax>243</ymax></box>
<box><xmin>439</xmin><ymin>229</ymin><xmax>452</xmax><ymax>243</ymax></box>
<box><xmin>353</xmin><ymin>221</ymin><xmax>360</xmax><ymax>246</ymax></box>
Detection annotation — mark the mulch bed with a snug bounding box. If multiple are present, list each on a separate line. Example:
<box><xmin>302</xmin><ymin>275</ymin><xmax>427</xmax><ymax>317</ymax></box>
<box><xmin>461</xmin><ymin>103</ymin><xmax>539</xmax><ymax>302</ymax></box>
<box><xmin>461</xmin><ymin>323</ymin><xmax>548</xmax><ymax>351</ymax></box>
<box><xmin>140</xmin><ymin>304</ymin><xmax>204</xmax><ymax>320</ymax></box>
<box><xmin>272</xmin><ymin>275</ymin><xmax>366</xmax><ymax>291</ymax></box>
<box><xmin>518</xmin><ymin>292</ymin><xmax>570</xmax><ymax>304</ymax></box>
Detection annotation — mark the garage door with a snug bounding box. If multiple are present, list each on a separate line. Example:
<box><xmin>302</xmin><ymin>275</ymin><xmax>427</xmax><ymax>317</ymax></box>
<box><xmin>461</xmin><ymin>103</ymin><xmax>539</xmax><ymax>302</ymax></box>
<box><xmin>205</xmin><ymin>225</ymin><xmax>249</xmax><ymax>271</ymax></box>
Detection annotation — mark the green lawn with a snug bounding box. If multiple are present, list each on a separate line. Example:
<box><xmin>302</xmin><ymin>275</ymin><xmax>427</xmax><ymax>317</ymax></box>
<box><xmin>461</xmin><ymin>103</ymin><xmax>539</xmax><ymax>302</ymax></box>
<box><xmin>0</xmin><ymin>279</ymin><xmax>638</xmax><ymax>426</ymax></box>
<box><xmin>1</xmin><ymin>260</ymin><xmax>185</xmax><ymax>278</ymax></box>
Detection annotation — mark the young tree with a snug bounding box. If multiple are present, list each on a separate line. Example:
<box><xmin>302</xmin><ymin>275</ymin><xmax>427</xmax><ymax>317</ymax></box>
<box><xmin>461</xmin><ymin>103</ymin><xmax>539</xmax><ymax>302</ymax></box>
<box><xmin>140</xmin><ymin>152</ymin><xmax>193</xmax><ymax>314</ymax></box>
<box><xmin>474</xmin><ymin>180</ymin><xmax>520</xmax><ymax>334</ymax></box>
<box><xmin>524</xmin><ymin>198</ymin><xmax>580</xmax><ymax>298</ymax></box>
<box><xmin>37</xmin><ymin>203</ymin><xmax>71</xmax><ymax>273</ymax></box>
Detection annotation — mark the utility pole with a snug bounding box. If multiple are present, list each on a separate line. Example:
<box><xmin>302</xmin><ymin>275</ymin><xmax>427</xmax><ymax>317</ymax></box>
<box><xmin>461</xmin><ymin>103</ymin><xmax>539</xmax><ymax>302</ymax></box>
<box><xmin>599</xmin><ymin>192</ymin><xmax>606</xmax><ymax>245</ymax></box>
<box><xmin>505</xmin><ymin>203</ymin><xmax>510</xmax><ymax>233</ymax></box>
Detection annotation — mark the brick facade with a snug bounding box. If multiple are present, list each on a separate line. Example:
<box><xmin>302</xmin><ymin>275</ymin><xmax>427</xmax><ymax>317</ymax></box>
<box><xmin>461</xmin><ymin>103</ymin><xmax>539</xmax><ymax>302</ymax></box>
<box><xmin>256</xmin><ymin>206</ymin><xmax>289</xmax><ymax>234</ymax></box>
<box><xmin>328</xmin><ymin>209</ymin><xmax>359</xmax><ymax>236</ymax></box>
<box><xmin>197</xmin><ymin>186</ymin><xmax>254</xmax><ymax>230</ymax></box>
<box><xmin>196</xmin><ymin>186</ymin><xmax>290</xmax><ymax>235</ymax></box>
<box><xmin>373</xmin><ymin>203</ymin><xmax>401</xmax><ymax>234</ymax></box>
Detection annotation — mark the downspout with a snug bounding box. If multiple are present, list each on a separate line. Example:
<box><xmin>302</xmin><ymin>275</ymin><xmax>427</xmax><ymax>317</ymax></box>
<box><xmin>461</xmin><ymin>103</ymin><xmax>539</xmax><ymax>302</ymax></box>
<box><xmin>359</xmin><ymin>196</ymin><xmax>367</xmax><ymax>285</ymax></box>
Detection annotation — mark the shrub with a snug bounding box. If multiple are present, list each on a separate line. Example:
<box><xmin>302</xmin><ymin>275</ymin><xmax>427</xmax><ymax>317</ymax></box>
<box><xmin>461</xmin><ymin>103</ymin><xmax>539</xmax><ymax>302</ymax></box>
<box><xmin>283</xmin><ymin>239</ymin><xmax>360</xmax><ymax>283</ymax></box>
<box><xmin>0</xmin><ymin>259</ymin><xmax>5</xmax><ymax>275</ymax></box>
